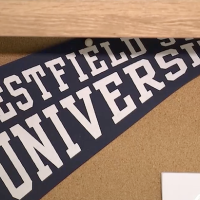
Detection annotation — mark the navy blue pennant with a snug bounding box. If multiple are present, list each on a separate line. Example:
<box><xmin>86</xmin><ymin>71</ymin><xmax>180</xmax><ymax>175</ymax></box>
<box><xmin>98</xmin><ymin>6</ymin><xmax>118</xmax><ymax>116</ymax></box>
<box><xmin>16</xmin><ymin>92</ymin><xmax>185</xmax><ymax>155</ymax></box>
<box><xmin>0</xmin><ymin>38</ymin><xmax>199</xmax><ymax>200</ymax></box>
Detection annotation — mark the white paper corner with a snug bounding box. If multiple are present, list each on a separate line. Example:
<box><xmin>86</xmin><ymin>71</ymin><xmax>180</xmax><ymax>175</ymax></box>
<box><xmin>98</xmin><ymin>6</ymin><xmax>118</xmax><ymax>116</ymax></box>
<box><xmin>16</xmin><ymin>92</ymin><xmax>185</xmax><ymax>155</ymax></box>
<box><xmin>161</xmin><ymin>172</ymin><xmax>200</xmax><ymax>200</ymax></box>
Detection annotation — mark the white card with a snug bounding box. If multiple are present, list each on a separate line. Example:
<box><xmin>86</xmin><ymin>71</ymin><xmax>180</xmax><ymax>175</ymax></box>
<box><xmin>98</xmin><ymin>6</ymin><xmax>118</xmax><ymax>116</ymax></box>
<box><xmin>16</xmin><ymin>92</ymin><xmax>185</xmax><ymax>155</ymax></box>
<box><xmin>162</xmin><ymin>173</ymin><xmax>200</xmax><ymax>200</ymax></box>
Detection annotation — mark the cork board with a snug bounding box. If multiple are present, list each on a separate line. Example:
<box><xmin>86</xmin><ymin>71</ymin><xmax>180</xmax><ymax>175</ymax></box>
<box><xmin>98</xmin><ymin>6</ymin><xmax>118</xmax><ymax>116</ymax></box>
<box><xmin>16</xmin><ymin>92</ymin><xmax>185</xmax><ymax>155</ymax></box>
<box><xmin>1</xmin><ymin>37</ymin><xmax>200</xmax><ymax>200</ymax></box>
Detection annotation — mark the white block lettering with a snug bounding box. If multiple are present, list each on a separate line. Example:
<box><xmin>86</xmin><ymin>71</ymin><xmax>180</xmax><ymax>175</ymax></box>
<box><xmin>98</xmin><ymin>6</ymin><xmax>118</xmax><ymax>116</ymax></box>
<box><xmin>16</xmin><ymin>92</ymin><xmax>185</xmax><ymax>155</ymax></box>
<box><xmin>43</xmin><ymin>104</ymin><xmax>81</xmax><ymax>158</ymax></box>
<box><xmin>0</xmin><ymin>132</ymin><xmax>32</xmax><ymax>200</ymax></box>
<box><xmin>4</xmin><ymin>75</ymin><xmax>33</xmax><ymax>111</ymax></box>
<box><xmin>158</xmin><ymin>38</ymin><xmax>176</xmax><ymax>46</ymax></box>
<box><xmin>123</xmin><ymin>59</ymin><xmax>165</xmax><ymax>103</ymax></box>
<box><xmin>66</xmin><ymin>52</ymin><xmax>89</xmax><ymax>82</ymax></box>
<box><xmin>45</xmin><ymin>57</ymin><xmax>69</xmax><ymax>92</ymax></box>
<box><xmin>60</xmin><ymin>87</ymin><xmax>102</xmax><ymax>139</ymax></box>
<box><xmin>0</xmin><ymin>86</ymin><xmax>17</xmax><ymax>122</ymax></box>
<box><xmin>79</xmin><ymin>45</ymin><xmax>108</xmax><ymax>76</ymax></box>
<box><xmin>155</xmin><ymin>49</ymin><xmax>187</xmax><ymax>81</ymax></box>
<box><xmin>120</xmin><ymin>38</ymin><xmax>147</xmax><ymax>58</ymax></box>
<box><xmin>100</xmin><ymin>41</ymin><xmax>128</xmax><ymax>67</ymax></box>
<box><xmin>93</xmin><ymin>72</ymin><xmax>137</xmax><ymax>124</ymax></box>
<box><xmin>10</xmin><ymin>114</ymin><xmax>63</xmax><ymax>181</ymax></box>
<box><xmin>181</xmin><ymin>42</ymin><xmax>200</xmax><ymax>67</ymax></box>
<box><xmin>22</xmin><ymin>65</ymin><xmax>52</xmax><ymax>100</ymax></box>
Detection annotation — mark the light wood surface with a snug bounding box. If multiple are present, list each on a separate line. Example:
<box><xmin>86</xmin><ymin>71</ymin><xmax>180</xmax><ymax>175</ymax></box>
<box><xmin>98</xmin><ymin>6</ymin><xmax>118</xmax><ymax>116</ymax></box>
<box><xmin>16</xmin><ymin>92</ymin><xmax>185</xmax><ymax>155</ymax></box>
<box><xmin>0</xmin><ymin>0</ymin><xmax>200</xmax><ymax>38</ymax></box>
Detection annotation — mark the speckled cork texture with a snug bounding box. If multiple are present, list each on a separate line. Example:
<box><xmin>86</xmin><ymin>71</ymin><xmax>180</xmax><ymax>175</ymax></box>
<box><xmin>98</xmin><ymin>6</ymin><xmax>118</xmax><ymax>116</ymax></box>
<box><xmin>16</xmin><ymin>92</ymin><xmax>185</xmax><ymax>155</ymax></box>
<box><xmin>1</xmin><ymin>37</ymin><xmax>200</xmax><ymax>200</ymax></box>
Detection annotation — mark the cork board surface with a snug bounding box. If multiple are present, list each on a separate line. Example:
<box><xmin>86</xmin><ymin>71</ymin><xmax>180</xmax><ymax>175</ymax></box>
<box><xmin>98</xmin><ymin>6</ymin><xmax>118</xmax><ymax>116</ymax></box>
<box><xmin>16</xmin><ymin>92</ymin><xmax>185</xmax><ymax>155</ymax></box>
<box><xmin>1</xmin><ymin>37</ymin><xmax>200</xmax><ymax>200</ymax></box>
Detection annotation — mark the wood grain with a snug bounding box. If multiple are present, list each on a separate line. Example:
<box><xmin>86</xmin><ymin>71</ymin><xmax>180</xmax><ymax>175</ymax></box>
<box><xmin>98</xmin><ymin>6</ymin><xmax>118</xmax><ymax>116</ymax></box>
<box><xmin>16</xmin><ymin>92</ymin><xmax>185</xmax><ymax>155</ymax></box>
<box><xmin>0</xmin><ymin>0</ymin><xmax>200</xmax><ymax>38</ymax></box>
